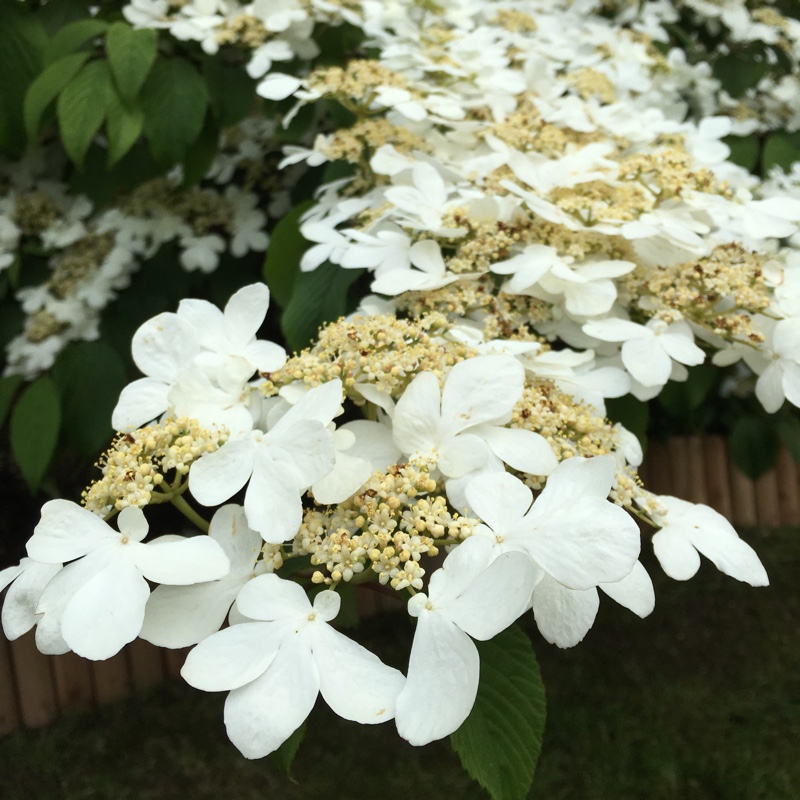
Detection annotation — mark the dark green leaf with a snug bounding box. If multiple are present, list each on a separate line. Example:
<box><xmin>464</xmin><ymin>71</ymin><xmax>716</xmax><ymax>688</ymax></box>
<box><xmin>37</xmin><ymin>1</ymin><xmax>91</xmax><ymax>36</ymax></box>
<box><xmin>57</xmin><ymin>60</ymin><xmax>113</xmax><ymax>168</ymax></box>
<box><xmin>451</xmin><ymin>624</ymin><xmax>546</xmax><ymax>800</ymax></box>
<box><xmin>106</xmin><ymin>90</ymin><xmax>145</xmax><ymax>167</ymax></box>
<box><xmin>713</xmin><ymin>53</ymin><xmax>769</xmax><ymax>98</ymax></box>
<box><xmin>269</xmin><ymin>723</ymin><xmax>305</xmax><ymax>777</ymax></box>
<box><xmin>776</xmin><ymin>415</ymin><xmax>800</xmax><ymax>462</ymax></box>
<box><xmin>0</xmin><ymin>375</ymin><xmax>23</xmax><ymax>429</ymax></box>
<box><xmin>657</xmin><ymin>365</ymin><xmax>718</xmax><ymax>415</ymax></box>
<box><xmin>202</xmin><ymin>56</ymin><xmax>256</xmax><ymax>128</ymax></box>
<box><xmin>262</xmin><ymin>200</ymin><xmax>315</xmax><ymax>309</ymax></box>
<box><xmin>141</xmin><ymin>57</ymin><xmax>209</xmax><ymax>167</ymax></box>
<box><xmin>10</xmin><ymin>376</ymin><xmax>61</xmax><ymax>493</ymax></box>
<box><xmin>730</xmin><ymin>416</ymin><xmax>780</xmax><ymax>479</ymax></box>
<box><xmin>0</xmin><ymin>4</ymin><xmax>47</xmax><ymax>154</ymax></box>
<box><xmin>724</xmin><ymin>134</ymin><xmax>760</xmax><ymax>173</ymax></box>
<box><xmin>280</xmin><ymin>262</ymin><xmax>364</xmax><ymax>352</ymax></box>
<box><xmin>605</xmin><ymin>394</ymin><xmax>649</xmax><ymax>450</ymax></box>
<box><xmin>181</xmin><ymin>112</ymin><xmax>220</xmax><ymax>188</ymax></box>
<box><xmin>106</xmin><ymin>22</ymin><xmax>158</xmax><ymax>104</ymax></box>
<box><xmin>44</xmin><ymin>19</ymin><xmax>107</xmax><ymax>65</ymax></box>
<box><xmin>761</xmin><ymin>132</ymin><xmax>800</xmax><ymax>176</ymax></box>
<box><xmin>24</xmin><ymin>51</ymin><xmax>92</xmax><ymax>143</ymax></box>
<box><xmin>51</xmin><ymin>341</ymin><xmax>126</xmax><ymax>458</ymax></box>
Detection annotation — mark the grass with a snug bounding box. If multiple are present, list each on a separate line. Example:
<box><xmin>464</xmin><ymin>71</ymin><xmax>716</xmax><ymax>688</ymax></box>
<box><xmin>0</xmin><ymin>526</ymin><xmax>798</xmax><ymax>800</ymax></box>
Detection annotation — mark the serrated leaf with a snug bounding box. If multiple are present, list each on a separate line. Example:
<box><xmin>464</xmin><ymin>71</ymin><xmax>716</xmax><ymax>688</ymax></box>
<box><xmin>10</xmin><ymin>376</ymin><xmax>61</xmax><ymax>493</ymax></box>
<box><xmin>730</xmin><ymin>416</ymin><xmax>779</xmax><ymax>480</ymax></box>
<box><xmin>57</xmin><ymin>59</ymin><xmax>113</xmax><ymax>169</ymax></box>
<box><xmin>269</xmin><ymin>722</ymin><xmax>305</xmax><ymax>777</ymax></box>
<box><xmin>451</xmin><ymin>624</ymin><xmax>546</xmax><ymax>800</ymax></box>
<box><xmin>24</xmin><ymin>51</ymin><xmax>91</xmax><ymax>142</ymax></box>
<box><xmin>263</xmin><ymin>200</ymin><xmax>315</xmax><ymax>309</ymax></box>
<box><xmin>51</xmin><ymin>341</ymin><xmax>126</xmax><ymax>458</ymax></box>
<box><xmin>202</xmin><ymin>56</ymin><xmax>256</xmax><ymax>128</ymax></box>
<box><xmin>106</xmin><ymin>90</ymin><xmax>145</xmax><ymax>167</ymax></box>
<box><xmin>0</xmin><ymin>375</ymin><xmax>23</xmax><ymax>429</ymax></box>
<box><xmin>106</xmin><ymin>22</ymin><xmax>157</xmax><ymax>104</ymax></box>
<box><xmin>761</xmin><ymin>132</ymin><xmax>800</xmax><ymax>176</ymax></box>
<box><xmin>44</xmin><ymin>19</ymin><xmax>107</xmax><ymax>65</ymax></box>
<box><xmin>280</xmin><ymin>262</ymin><xmax>364</xmax><ymax>352</ymax></box>
<box><xmin>141</xmin><ymin>57</ymin><xmax>209</xmax><ymax>167</ymax></box>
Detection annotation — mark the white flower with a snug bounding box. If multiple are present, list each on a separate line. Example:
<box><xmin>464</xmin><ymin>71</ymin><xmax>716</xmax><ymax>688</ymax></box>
<box><xmin>651</xmin><ymin>496</ymin><xmax>768</xmax><ymax>586</ymax></box>
<box><xmin>0</xmin><ymin>558</ymin><xmax>62</xmax><ymax>642</ymax></box>
<box><xmin>188</xmin><ymin>379</ymin><xmax>342</xmax><ymax>542</ymax></box>
<box><xmin>27</xmin><ymin>502</ymin><xmax>230</xmax><ymax>659</ymax></box>
<box><xmin>754</xmin><ymin>317</ymin><xmax>800</xmax><ymax>413</ymax></box>
<box><xmin>181</xmin><ymin>573</ymin><xmax>405</xmax><ymax>759</ymax></box>
<box><xmin>583</xmin><ymin>317</ymin><xmax>705</xmax><ymax>387</ymax></box>
<box><xmin>140</xmin><ymin>505</ymin><xmax>268</xmax><ymax>648</ymax></box>
<box><xmin>395</xmin><ymin>537</ymin><xmax>538</xmax><ymax>746</ymax></box>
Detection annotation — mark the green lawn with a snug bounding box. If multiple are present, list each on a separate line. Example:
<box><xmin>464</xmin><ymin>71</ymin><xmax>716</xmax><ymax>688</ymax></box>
<box><xmin>1</xmin><ymin>527</ymin><xmax>797</xmax><ymax>800</ymax></box>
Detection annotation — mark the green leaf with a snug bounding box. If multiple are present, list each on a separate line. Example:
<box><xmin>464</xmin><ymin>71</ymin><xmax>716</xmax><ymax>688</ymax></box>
<box><xmin>730</xmin><ymin>415</ymin><xmax>780</xmax><ymax>479</ymax></box>
<box><xmin>57</xmin><ymin>59</ymin><xmax>113</xmax><ymax>169</ymax></box>
<box><xmin>43</xmin><ymin>19</ymin><xmax>107</xmax><ymax>65</ymax></box>
<box><xmin>141</xmin><ymin>57</ymin><xmax>209</xmax><ymax>167</ymax></box>
<box><xmin>657</xmin><ymin>365</ymin><xmax>718</xmax><ymax>415</ymax></box>
<box><xmin>24</xmin><ymin>51</ymin><xmax>92</xmax><ymax>143</ymax></box>
<box><xmin>712</xmin><ymin>52</ymin><xmax>769</xmax><ymax>99</ymax></box>
<box><xmin>263</xmin><ymin>200</ymin><xmax>315</xmax><ymax>309</ymax></box>
<box><xmin>269</xmin><ymin>723</ymin><xmax>305</xmax><ymax>777</ymax></box>
<box><xmin>761</xmin><ymin>132</ymin><xmax>800</xmax><ymax>176</ymax></box>
<box><xmin>280</xmin><ymin>262</ymin><xmax>364</xmax><ymax>353</ymax></box>
<box><xmin>106</xmin><ymin>22</ymin><xmax>158</xmax><ymax>104</ymax></box>
<box><xmin>451</xmin><ymin>624</ymin><xmax>546</xmax><ymax>800</ymax></box>
<box><xmin>776</xmin><ymin>415</ymin><xmax>800</xmax><ymax>463</ymax></box>
<box><xmin>0</xmin><ymin>4</ymin><xmax>47</xmax><ymax>154</ymax></box>
<box><xmin>51</xmin><ymin>341</ymin><xmax>125</xmax><ymax>458</ymax></box>
<box><xmin>106</xmin><ymin>90</ymin><xmax>145</xmax><ymax>167</ymax></box>
<box><xmin>724</xmin><ymin>134</ymin><xmax>760</xmax><ymax>173</ymax></box>
<box><xmin>202</xmin><ymin>56</ymin><xmax>256</xmax><ymax>128</ymax></box>
<box><xmin>0</xmin><ymin>375</ymin><xmax>23</xmax><ymax>429</ymax></box>
<box><xmin>37</xmin><ymin>1</ymin><xmax>92</xmax><ymax>36</ymax></box>
<box><xmin>181</xmin><ymin>112</ymin><xmax>220</xmax><ymax>188</ymax></box>
<box><xmin>10</xmin><ymin>376</ymin><xmax>61</xmax><ymax>493</ymax></box>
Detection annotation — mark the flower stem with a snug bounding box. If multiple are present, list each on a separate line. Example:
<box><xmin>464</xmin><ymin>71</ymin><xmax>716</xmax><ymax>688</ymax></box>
<box><xmin>171</xmin><ymin>494</ymin><xmax>210</xmax><ymax>533</ymax></box>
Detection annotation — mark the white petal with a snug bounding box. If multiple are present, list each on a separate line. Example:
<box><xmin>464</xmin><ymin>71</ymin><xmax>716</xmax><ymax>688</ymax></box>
<box><xmin>61</xmin><ymin>559</ymin><xmax>150</xmax><ymax>660</ymax></box>
<box><xmin>651</xmin><ymin>528</ymin><xmax>702</xmax><ymax>580</ymax></box>
<box><xmin>533</xmin><ymin>456</ymin><xmax>615</xmax><ymax>511</ymax></box>
<box><xmin>224</xmin><ymin>283</ymin><xmax>270</xmax><ymax>348</ymax></box>
<box><xmin>189</xmin><ymin>439</ymin><xmax>256</xmax><ymax>507</ymax></box>
<box><xmin>235</xmin><ymin>573</ymin><xmax>310</xmax><ymax>621</ymax></box>
<box><xmin>661</xmin><ymin>331</ymin><xmax>705</xmax><ymax>366</ymax></box>
<box><xmin>267</xmin><ymin>418</ymin><xmax>336</xmax><ymax>488</ymax></box>
<box><xmin>599</xmin><ymin>561</ymin><xmax>655</xmax><ymax>618</ymax></box>
<box><xmin>312</xmin><ymin>450</ymin><xmax>372</xmax><ymax>505</ymax></box>
<box><xmin>313</xmin><ymin>623</ymin><xmax>404</xmax><ymax>723</ymax></box>
<box><xmin>132</xmin><ymin>313</ymin><xmax>198</xmax><ymax>381</ymax></box>
<box><xmin>438</xmin><ymin>433</ymin><xmax>491</xmax><ymax>478</ymax></box>
<box><xmin>1</xmin><ymin>561</ymin><xmax>61</xmax><ymax>640</ymax></box>
<box><xmin>755</xmin><ymin>363</ymin><xmax>785</xmax><ymax>413</ymax></box>
<box><xmin>140</xmin><ymin>580</ymin><xmax>240</xmax><ymax>647</ymax></box>
<box><xmin>392</xmin><ymin>371</ymin><xmax>441</xmax><ymax>456</ymax></box>
<box><xmin>181</xmin><ymin>621</ymin><xmax>285</xmax><ymax>691</ymax></box>
<box><xmin>208</xmin><ymin>505</ymin><xmax>263</xmax><ymax>571</ymax></box>
<box><xmin>464</xmin><ymin>471</ymin><xmax>533</xmax><ymax>531</ymax></box>
<box><xmin>475</xmin><ymin>426</ymin><xmax>558</xmax><ymax>475</ymax></box>
<box><xmin>246</xmin><ymin>457</ymin><xmax>305</xmax><ymax>543</ymax></box>
<box><xmin>257</xmin><ymin>72</ymin><xmax>302</xmax><ymax>100</ymax></box>
<box><xmin>276</xmin><ymin>378</ymin><xmax>343</xmax><ymax>429</ymax></box>
<box><xmin>131</xmin><ymin>535</ymin><xmax>230</xmax><ymax>585</ymax></box>
<box><xmin>622</xmin><ymin>336</ymin><xmax>671</xmax><ymax>387</ymax></box>
<box><xmin>440</xmin><ymin>356</ymin><xmax>524</xmax><ymax>436</ymax></box>
<box><xmin>223</xmin><ymin>634</ymin><xmax>318</xmax><ymax>758</ymax></box>
<box><xmin>117</xmin><ymin>505</ymin><xmax>149</xmax><ymax>542</ymax></box>
<box><xmin>111</xmin><ymin>378</ymin><xmax>169</xmax><ymax>431</ymax></box>
<box><xmin>532</xmin><ymin>574</ymin><xmax>599</xmax><ymax>648</ymax></box>
<box><xmin>27</xmin><ymin>500</ymin><xmax>113</xmax><ymax>563</ymax></box>
<box><xmin>395</xmin><ymin>612</ymin><xmax>479</xmax><ymax>746</ymax></box>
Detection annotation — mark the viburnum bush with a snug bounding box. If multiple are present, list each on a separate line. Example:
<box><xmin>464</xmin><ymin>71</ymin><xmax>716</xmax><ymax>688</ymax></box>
<box><xmin>0</xmin><ymin>1</ymin><xmax>798</xmax><ymax>796</ymax></box>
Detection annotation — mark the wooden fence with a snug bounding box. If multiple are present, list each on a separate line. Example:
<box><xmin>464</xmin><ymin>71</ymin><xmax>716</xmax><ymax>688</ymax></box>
<box><xmin>1</xmin><ymin>434</ymin><xmax>798</xmax><ymax>738</ymax></box>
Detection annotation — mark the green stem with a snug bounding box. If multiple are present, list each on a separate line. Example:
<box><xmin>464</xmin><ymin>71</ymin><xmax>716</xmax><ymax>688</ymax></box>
<box><xmin>171</xmin><ymin>494</ymin><xmax>210</xmax><ymax>533</ymax></box>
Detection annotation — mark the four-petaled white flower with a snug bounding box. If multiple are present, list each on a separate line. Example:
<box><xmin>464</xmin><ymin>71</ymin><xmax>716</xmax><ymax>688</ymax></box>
<box><xmin>27</xmin><ymin>501</ymin><xmax>230</xmax><ymax>660</ymax></box>
<box><xmin>181</xmin><ymin>573</ymin><xmax>405</xmax><ymax>759</ymax></box>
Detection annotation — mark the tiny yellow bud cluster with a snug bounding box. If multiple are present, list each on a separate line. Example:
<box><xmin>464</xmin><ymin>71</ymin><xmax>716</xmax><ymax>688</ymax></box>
<box><xmin>295</xmin><ymin>461</ymin><xmax>476</xmax><ymax>590</ymax></box>
<box><xmin>82</xmin><ymin>417</ymin><xmax>229</xmax><ymax>514</ymax></box>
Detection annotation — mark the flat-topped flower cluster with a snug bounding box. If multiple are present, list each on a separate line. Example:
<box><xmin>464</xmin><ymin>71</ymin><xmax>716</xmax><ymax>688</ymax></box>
<box><xmin>1</xmin><ymin>283</ymin><xmax>768</xmax><ymax>758</ymax></box>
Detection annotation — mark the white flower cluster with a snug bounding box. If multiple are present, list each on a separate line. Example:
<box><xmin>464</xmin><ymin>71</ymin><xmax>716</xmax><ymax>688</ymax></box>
<box><xmin>273</xmin><ymin>0</ymin><xmax>800</xmax><ymax>416</ymax></box>
<box><xmin>1</xmin><ymin>118</ymin><xmax>278</xmax><ymax>379</ymax></box>
<box><xmin>1</xmin><ymin>284</ymin><xmax>768</xmax><ymax>758</ymax></box>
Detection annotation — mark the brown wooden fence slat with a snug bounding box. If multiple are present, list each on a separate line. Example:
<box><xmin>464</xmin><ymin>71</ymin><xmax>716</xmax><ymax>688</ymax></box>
<box><xmin>52</xmin><ymin>652</ymin><xmax>93</xmax><ymax>714</ymax></box>
<box><xmin>667</xmin><ymin>437</ymin><xmax>692</xmax><ymax>500</ymax></box>
<box><xmin>755</xmin><ymin>469</ymin><xmax>782</xmax><ymax>531</ymax></box>
<box><xmin>91</xmin><ymin>651</ymin><xmax>131</xmax><ymax>706</ymax></box>
<box><xmin>9</xmin><ymin>632</ymin><xmax>59</xmax><ymax>729</ymax></box>
<box><xmin>0</xmin><ymin>635</ymin><xmax>21</xmax><ymax>737</ymax></box>
<box><xmin>686</xmin><ymin>436</ymin><xmax>709</xmax><ymax>505</ymax></box>
<box><xmin>728</xmin><ymin>461</ymin><xmax>758</xmax><ymax>527</ymax></box>
<box><xmin>163</xmin><ymin>648</ymin><xmax>189</xmax><ymax>682</ymax></box>
<box><xmin>704</xmin><ymin>436</ymin><xmax>734</xmax><ymax>521</ymax></box>
<box><xmin>128</xmin><ymin>639</ymin><xmax>166</xmax><ymax>692</ymax></box>
<box><xmin>776</xmin><ymin>447</ymin><xmax>800</xmax><ymax>526</ymax></box>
